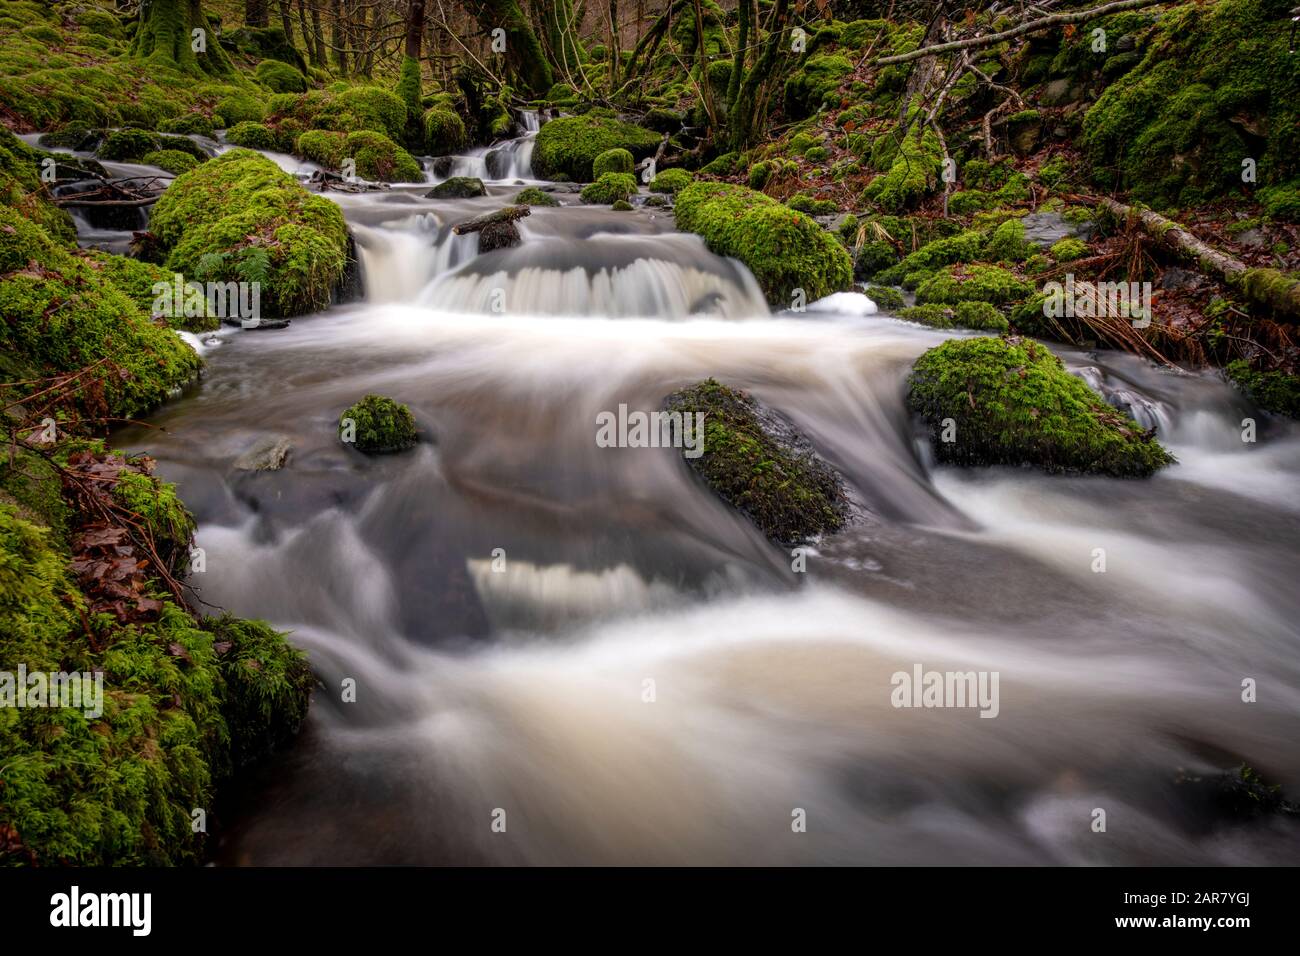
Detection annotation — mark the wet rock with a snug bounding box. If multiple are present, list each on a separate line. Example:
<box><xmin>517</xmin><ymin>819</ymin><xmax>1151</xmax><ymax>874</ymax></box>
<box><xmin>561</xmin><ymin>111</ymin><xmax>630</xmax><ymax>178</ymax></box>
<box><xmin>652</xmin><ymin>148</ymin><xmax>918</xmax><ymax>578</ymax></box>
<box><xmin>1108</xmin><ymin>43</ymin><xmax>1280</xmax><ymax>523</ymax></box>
<box><xmin>426</xmin><ymin>176</ymin><xmax>485</xmax><ymax>199</ymax></box>
<box><xmin>1160</xmin><ymin>266</ymin><xmax>1203</xmax><ymax>291</ymax></box>
<box><xmin>1235</xmin><ymin>228</ymin><xmax>1267</xmax><ymax>249</ymax></box>
<box><xmin>233</xmin><ymin>436</ymin><xmax>293</xmax><ymax>472</ymax></box>
<box><xmin>662</xmin><ymin>379</ymin><xmax>850</xmax><ymax>546</ymax></box>
<box><xmin>429</xmin><ymin>156</ymin><xmax>455</xmax><ymax>178</ymax></box>
<box><xmin>1020</xmin><ymin>211</ymin><xmax>1094</xmax><ymax>247</ymax></box>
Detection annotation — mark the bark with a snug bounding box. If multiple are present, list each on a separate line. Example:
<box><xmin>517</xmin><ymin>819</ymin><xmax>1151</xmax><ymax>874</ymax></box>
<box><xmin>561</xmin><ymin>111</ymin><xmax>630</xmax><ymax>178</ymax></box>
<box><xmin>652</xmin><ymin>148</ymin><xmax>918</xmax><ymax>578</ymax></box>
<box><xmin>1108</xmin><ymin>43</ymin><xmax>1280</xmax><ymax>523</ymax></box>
<box><xmin>330</xmin><ymin>0</ymin><xmax>347</xmax><ymax>74</ymax></box>
<box><xmin>310</xmin><ymin>0</ymin><xmax>326</xmax><ymax>66</ymax></box>
<box><xmin>1099</xmin><ymin>198</ymin><xmax>1300</xmax><ymax>322</ymax></box>
<box><xmin>469</xmin><ymin>0</ymin><xmax>553</xmax><ymax>96</ymax></box>
<box><xmin>246</xmin><ymin>0</ymin><xmax>269</xmax><ymax>27</ymax></box>
<box><xmin>405</xmin><ymin>0</ymin><xmax>426</xmax><ymax>59</ymax></box>
<box><xmin>727</xmin><ymin>0</ymin><xmax>791</xmax><ymax>151</ymax></box>
<box><xmin>277</xmin><ymin>0</ymin><xmax>294</xmax><ymax>39</ymax></box>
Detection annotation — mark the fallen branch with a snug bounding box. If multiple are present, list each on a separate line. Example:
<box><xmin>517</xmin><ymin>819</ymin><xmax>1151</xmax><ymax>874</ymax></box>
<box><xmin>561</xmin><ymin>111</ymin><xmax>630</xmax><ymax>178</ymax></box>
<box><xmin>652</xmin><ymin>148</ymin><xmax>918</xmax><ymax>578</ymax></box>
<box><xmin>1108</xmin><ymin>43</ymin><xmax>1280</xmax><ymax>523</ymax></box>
<box><xmin>1097</xmin><ymin>197</ymin><xmax>1300</xmax><ymax>322</ymax></box>
<box><xmin>874</xmin><ymin>0</ymin><xmax>1163</xmax><ymax>66</ymax></box>
<box><xmin>452</xmin><ymin>204</ymin><xmax>531</xmax><ymax>234</ymax></box>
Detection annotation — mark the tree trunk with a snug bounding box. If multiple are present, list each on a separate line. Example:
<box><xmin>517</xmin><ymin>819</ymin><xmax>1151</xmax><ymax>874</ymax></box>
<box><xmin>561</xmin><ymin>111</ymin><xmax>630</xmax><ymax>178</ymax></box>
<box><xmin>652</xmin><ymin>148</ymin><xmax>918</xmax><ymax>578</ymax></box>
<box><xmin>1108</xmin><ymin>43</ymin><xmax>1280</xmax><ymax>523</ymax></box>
<box><xmin>276</xmin><ymin>0</ymin><xmax>294</xmax><ymax>39</ymax></box>
<box><xmin>309</xmin><ymin>0</ymin><xmax>326</xmax><ymax>66</ymax></box>
<box><xmin>470</xmin><ymin>0</ymin><xmax>553</xmax><ymax>96</ymax></box>
<box><xmin>246</xmin><ymin>0</ymin><xmax>269</xmax><ymax>27</ymax></box>
<box><xmin>727</xmin><ymin>0</ymin><xmax>790</xmax><ymax>152</ymax></box>
<box><xmin>133</xmin><ymin>0</ymin><xmax>238</xmax><ymax>77</ymax></box>
<box><xmin>1098</xmin><ymin>198</ymin><xmax>1300</xmax><ymax>322</ymax></box>
<box><xmin>405</xmin><ymin>0</ymin><xmax>425</xmax><ymax>60</ymax></box>
<box><xmin>330</xmin><ymin>0</ymin><xmax>347</xmax><ymax>74</ymax></box>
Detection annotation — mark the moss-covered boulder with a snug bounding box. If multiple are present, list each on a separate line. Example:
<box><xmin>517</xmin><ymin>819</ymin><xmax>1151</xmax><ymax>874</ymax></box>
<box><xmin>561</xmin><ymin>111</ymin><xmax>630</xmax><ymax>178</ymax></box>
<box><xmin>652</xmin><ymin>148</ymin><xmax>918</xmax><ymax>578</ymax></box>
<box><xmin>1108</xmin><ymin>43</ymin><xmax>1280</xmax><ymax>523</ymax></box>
<box><xmin>295</xmin><ymin>129</ymin><xmax>422</xmax><ymax>182</ymax></box>
<box><xmin>532</xmin><ymin>114</ymin><xmax>661</xmax><ymax>182</ymax></box>
<box><xmin>915</xmin><ymin>265</ymin><xmax>1034</xmax><ymax>306</ymax></box>
<box><xmin>649</xmin><ymin>167</ymin><xmax>692</xmax><ymax>195</ymax></box>
<box><xmin>0</xmin><ymin>205</ymin><xmax>201</xmax><ymax>419</ymax></box>
<box><xmin>226</xmin><ymin>121</ymin><xmax>288</xmax><ymax>152</ymax></box>
<box><xmin>424</xmin><ymin>106</ymin><xmax>467</xmax><ymax>155</ymax></box>
<box><xmin>140</xmin><ymin>149</ymin><xmax>199</xmax><ymax>175</ymax></box>
<box><xmin>1081</xmin><ymin>0</ymin><xmax>1299</xmax><ymax>207</ymax></box>
<box><xmin>581</xmin><ymin>172</ymin><xmax>638</xmax><ymax>205</ymax></box>
<box><xmin>907</xmin><ymin>336</ymin><xmax>1174</xmax><ymax>477</ymax></box>
<box><xmin>592</xmin><ymin>147</ymin><xmax>635</xmax><ymax>178</ymax></box>
<box><xmin>1224</xmin><ymin>360</ymin><xmax>1300</xmax><ymax>418</ymax></box>
<box><xmin>674</xmin><ymin>182</ymin><xmax>853</xmax><ymax>304</ymax></box>
<box><xmin>149</xmin><ymin>150</ymin><xmax>350</xmax><ymax>318</ymax></box>
<box><xmin>663</xmin><ymin>379</ymin><xmax>849</xmax><ymax>546</ymax></box>
<box><xmin>514</xmin><ymin>186</ymin><xmax>559</xmax><ymax>207</ymax></box>
<box><xmin>255</xmin><ymin>58</ymin><xmax>307</xmax><ymax>94</ymax></box>
<box><xmin>862</xmin><ymin>124</ymin><xmax>943</xmax><ymax>211</ymax></box>
<box><xmin>427</xmin><ymin>176</ymin><xmax>486</xmax><ymax>199</ymax></box>
<box><xmin>98</xmin><ymin>128</ymin><xmax>161</xmax><ymax>161</ymax></box>
<box><xmin>339</xmin><ymin>394</ymin><xmax>418</xmax><ymax>453</ymax></box>
<box><xmin>900</xmin><ymin>302</ymin><xmax>1009</xmax><ymax>332</ymax></box>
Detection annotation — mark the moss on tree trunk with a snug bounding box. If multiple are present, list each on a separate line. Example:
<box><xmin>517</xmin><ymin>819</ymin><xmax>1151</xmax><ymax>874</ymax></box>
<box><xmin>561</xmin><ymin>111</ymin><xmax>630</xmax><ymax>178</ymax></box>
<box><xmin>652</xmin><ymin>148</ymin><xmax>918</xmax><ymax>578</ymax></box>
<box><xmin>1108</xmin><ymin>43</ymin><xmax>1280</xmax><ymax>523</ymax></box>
<box><xmin>132</xmin><ymin>0</ymin><xmax>238</xmax><ymax>77</ymax></box>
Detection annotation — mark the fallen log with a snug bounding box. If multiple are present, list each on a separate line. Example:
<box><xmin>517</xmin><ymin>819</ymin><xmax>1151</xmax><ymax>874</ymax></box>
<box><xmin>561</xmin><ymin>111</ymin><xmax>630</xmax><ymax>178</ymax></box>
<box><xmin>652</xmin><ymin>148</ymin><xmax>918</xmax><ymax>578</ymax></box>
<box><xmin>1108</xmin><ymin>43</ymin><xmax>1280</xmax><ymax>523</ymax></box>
<box><xmin>1098</xmin><ymin>198</ymin><xmax>1300</xmax><ymax>322</ymax></box>
<box><xmin>452</xmin><ymin>205</ymin><xmax>532</xmax><ymax>234</ymax></box>
<box><xmin>453</xmin><ymin>204</ymin><xmax>531</xmax><ymax>253</ymax></box>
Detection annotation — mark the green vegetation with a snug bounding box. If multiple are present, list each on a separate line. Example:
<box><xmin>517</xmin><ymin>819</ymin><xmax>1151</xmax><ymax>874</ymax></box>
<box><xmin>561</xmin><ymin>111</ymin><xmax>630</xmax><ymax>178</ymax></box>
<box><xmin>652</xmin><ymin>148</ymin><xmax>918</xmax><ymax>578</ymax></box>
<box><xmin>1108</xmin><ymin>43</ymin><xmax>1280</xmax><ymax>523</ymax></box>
<box><xmin>674</xmin><ymin>182</ymin><xmax>852</xmax><ymax>304</ymax></box>
<box><xmin>255</xmin><ymin>59</ymin><xmax>307</xmax><ymax>95</ymax></box>
<box><xmin>915</xmin><ymin>265</ymin><xmax>1034</xmax><ymax>305</ymax></box>
<box><xmin>900</xmin><ymin>301</ymin><xmax>1009</xmax><ymax>332</ymax></box>
<box><xmin>150</xmin><ymin>150</ymin><xmax>350</xmax><ymax>317</ymax></box>
<box><xmin>514</xmin><ymin>187</ymin><xmax>560</xmax><ymax>206</ymax></box>
<box><xmin>908</xmin><ymin>337</ymin><xmax>1174</xmax><ymax>476</ymax></box>
<box><xmin>581</xmin><ymin>172</ymin><xmax>638</xmax><ymax>205</ymax></box>
<box><xmin>140</xmin><ymin>149</ymin><xmax>200</xmax><ymax>175</ymax></box>
<box><xmin>295</xmin><ymin>129</ymin><xmax>423</xmax><ymax>182</ymax></box>
<box><xmin>532</xmin><ymin>114</ymin><xmax>661</xmax><ymax>181</ymax></box>
<box><xmin>663</xmin><ymin>379</ymin><xmax>848</xmax><ymax>546</ymax></box>
<box><xmin>424</xmin><ymin>107</ymin><xmax>467</xmax><ymax>155</ymax></box>
<box><xmin>428</xmin><ymin>176</ymin><xmax>486</xmax><ymax>198</ymax></box>
<box><xmin>227</xmin><ymin>122</ymin><xmax>288</xmax><ymax>152</ymax></box>
<box><xmin>339</xmin><ymin>394</ymin><xmax>418</xmax><ymax>453</ymax></box>
<box><xmin>592</xmin><ymin>148</ymin><xmax>635</xmax><ymax>178</ymax></box>
<box><xmin>1224</xmin><ymin>361</ymin><xmax>1300</xmax><ymax>418</ymax></box>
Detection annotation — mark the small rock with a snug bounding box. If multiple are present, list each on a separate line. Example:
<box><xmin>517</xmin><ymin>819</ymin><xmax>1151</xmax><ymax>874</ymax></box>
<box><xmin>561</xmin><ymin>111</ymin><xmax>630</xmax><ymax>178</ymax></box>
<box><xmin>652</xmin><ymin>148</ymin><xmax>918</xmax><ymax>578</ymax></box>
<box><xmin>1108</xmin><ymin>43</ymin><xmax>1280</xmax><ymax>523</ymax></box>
<box><xmin>426</xmin><ymin>176</ymin><xmax>486</xmax><ymax>199</ymax></box>
<box><xmin>233</xmin><ymin>436</ymin><xmax>293</xmax><ymax>471</ymax></box>
<box><xmin>1235</xmin><ymin>228</ymin><xmax>1267</xmax><ymax>249</ymax></box>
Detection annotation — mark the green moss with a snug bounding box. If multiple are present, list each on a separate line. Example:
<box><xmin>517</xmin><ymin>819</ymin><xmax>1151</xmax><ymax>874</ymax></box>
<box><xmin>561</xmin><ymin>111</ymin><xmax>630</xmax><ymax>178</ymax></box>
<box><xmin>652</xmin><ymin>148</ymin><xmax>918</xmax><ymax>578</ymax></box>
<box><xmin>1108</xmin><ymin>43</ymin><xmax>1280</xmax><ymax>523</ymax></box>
<box><xmin>344</xmin><ymin>130</ymin><xmax>423</xmax><ymax>183</ymax></box>
<box><xmin>699</xmin><ymin>151</ymin><xmax>738</xmax><ymax>176</ymax></box>
<box><xmin>983</xmin><ymin>219</ymin><xmax>1033</xmax><ymax>262</ymax></box>
<box><xmin>1082</xmin><ymin>0</ymin><xmax>1299</xmax><ymax>206</ymax></box>
<box><xmin>98</xmin><ymin>128</ymin><xmax>160</xmax><ymax>161</ymax></box>
<box><xmin>674</xmin><ymin>182</ymin><xmax>853</xmax><ymax>304</ymax></box>
<box><xmin>916</xmin><ymin>264</ymin><xmax>1034</xmax><ymax>306</ymax></box>
<box><xmin>861</xmin><ymin>123</ymin><xmax>943</xmax><ymax>211</ymax></box>
<box><xmin>899</xmin><ymin>301</ymin><xmax>1008</xmax><ymax>332</ymax></box>
<box><xmin>158</xmin><ymin>114</ymin><xmax>216</xmax><ymax>137</ymax></box>
<box><xmin>532</xmin><ymin>114</ymin><xmax>661</xmax><ymax>181</ymax></box>
<box><xmin>749</xmin><ymin>161</ymin><xmax>772</xmax><ymax>190</ymax></box>
<box><xmin>581</xmin><ymin>171</ymin><xmax>638</xmax><ymax>205</ymax></box>
<box><xmin>1224</xmin><ymin>360</ymin><xmax>1300</xmax><ymax>418</ymax></box>
<box><xmin>1050</xmin><ymin>237</ymin><xmax>1089</xmax><ymax>262</ymax></box>
<box><xmin>335</xmin><ymin>86</ymin><xmax>407</xmax><ymax>142</ymax></box>
<box><xmin>784</xmin><ymin>54</ymin><xmax>854</xmax><ymax>120</ymax></box>
<box><xmin>255</xmin><ymin>59</ymin><xmax>307</xmax><ymax>94</ymax></box>
<box><xmin>423</xmin><ymin>107</ymin><xmax>466</xmax><ymax>155</ymax></box>
<box><xmin>908</xmin><ymin>336</ymin><xmax>1174</xmax><ymax>476</ymax></box>
<box><xmin>593</xmin><ymin>147</ymin><xmax>635</xmax><ymax>178</ymax></box>
<box><xmin>150</xmin><ymin>150</ymin><xmax>349</xmax><ymax>317</ymax></box>
<box><xmin>872</xmin><ymin>229</ymin><xmax>985</xmax><ymax>285</ymax></box>
<box><xmin>1258</xmin><ymin>180</ymin><xmax>1300</xmax><ymax>223</ymax></box>
<box><xmin>514</xmin><ymin>186</ymin><xmax>559</xmax><ymax>206</ymax></box>
<box><xmin>663</xmin><ymin>379</ymin><xmax>848</xmax><ymax>546</ymax></box>
<box><xmin>214</xmin><ymin>93</ymin><xmax>265</xmax><ymax>126</ymax></box>
<box><xmin>226</xmin><ymin>121</ymin><xmax>287</xmax><ymax>151</ymax></box>
<box><xmin>339</xmin><ymin>394</ymin><xmax>417</xmax><ymax>453</ymax></box>
<box><xmin>649</xmin><ymin>168</ymin><xmax>692</xmax><ymax>195</ymax></box>
<box><xmin>786</xmin><ymin>193</ymin><xmax>838</xmax><ymax>216</ymax></box>
<box><xmin>866</xmin><ymin>285</ymin><xmax>905</xmax><ymax>310</ymax></box>
<box><xmin>611</xmin><ymin>199</ymin><xmax>634</xmax><ymax>211</ymax></box>
<box><xmin>0</xmin><ymin>206</ymin><xmax>200</xmax><ymax>420</ymax></box>
<box><xmin>140</xmin><ymin>149</ymin><xmax>199</xmax><ymax>175</ymax></box>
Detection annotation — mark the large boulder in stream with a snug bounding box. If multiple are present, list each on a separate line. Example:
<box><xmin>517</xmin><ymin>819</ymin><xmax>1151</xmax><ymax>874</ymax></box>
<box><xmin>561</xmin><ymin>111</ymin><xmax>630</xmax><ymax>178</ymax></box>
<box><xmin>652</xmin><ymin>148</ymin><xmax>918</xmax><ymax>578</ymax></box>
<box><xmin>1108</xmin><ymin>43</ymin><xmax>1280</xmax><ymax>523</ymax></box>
<box><xmin>452</xmin><ymin>205</ymin><xmax>530</xmax><ymax>252</ymax></box>
<box><xmin>907</xmin><ymin>336</ymin><xmax>1175</xmax><ymax>477</ymax></box>
<box><xmin>531</xmin><ymin>114</ymin><xmax>661</xmax><ymax>182</ymax></box>
<box><xmin>339</xmin><ymin>394</ymin><xmax>418</xmax><ymax>454</ymax></box>
<box><xmin>426</xmin><ymin>176</ymin><xmax>486</xmax><ymax>199</ymax></box>
<box><xmin>149</xmin><ymin>150</ymin><xmax>351</xmax><ymax>318</ymax></box>
<box><xmin>673</xmin><ymin>182</ymin><xmax>853</xmax><ymax>305</ymax></box>
<box><xmin>663</xmin><ymin>379</ymin><xmax>850</xmax><ymax>546</ymax></box>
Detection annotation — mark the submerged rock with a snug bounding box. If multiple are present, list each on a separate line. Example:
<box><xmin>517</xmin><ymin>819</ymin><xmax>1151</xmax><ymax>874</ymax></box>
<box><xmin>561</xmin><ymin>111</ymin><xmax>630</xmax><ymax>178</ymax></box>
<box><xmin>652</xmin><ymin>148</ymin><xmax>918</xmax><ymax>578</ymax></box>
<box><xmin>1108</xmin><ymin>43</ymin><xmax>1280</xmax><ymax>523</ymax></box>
<box><xmin>426</xmin><ymin>176</ymin><xmax>486</xmax><ymax>199</ymax></box>
<box><xmin>907</xmin><ymin>336</ymin><xmax>1175</xmax><ymax>477</ymax></box>
<box><xmin>663</xmin><ymin>379</ymin><xmax>849</xmax><ymax>546</ymax></box>
<box><xmin>233</xmin><ymin>436</ymin><xmax>293</xmax><ymax>472</ymax></box>
<box><xmin>339</xmin><ymin>394</ymin><xmax>418</xmax><ymax>454</ymax></box>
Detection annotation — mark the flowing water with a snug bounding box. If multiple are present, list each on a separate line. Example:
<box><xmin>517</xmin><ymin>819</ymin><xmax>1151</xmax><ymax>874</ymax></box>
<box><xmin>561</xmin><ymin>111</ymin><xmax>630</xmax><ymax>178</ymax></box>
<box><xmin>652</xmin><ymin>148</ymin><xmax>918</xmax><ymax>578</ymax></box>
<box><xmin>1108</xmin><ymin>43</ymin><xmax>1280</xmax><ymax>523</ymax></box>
<box><xmin>77</xmin><ymin>121</ymin><xmax>1300</xmax><ymax>865</ymax></box>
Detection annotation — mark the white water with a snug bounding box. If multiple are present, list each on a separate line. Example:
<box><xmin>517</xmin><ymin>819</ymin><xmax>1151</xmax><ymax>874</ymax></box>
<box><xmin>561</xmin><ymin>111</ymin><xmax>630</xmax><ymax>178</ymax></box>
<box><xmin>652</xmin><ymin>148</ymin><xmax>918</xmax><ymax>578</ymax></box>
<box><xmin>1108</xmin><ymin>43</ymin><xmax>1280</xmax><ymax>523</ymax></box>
<box><xmin>97</xmin><ymin>123</ymin><xmax>1300</xmax><ymax>867</ymax></box>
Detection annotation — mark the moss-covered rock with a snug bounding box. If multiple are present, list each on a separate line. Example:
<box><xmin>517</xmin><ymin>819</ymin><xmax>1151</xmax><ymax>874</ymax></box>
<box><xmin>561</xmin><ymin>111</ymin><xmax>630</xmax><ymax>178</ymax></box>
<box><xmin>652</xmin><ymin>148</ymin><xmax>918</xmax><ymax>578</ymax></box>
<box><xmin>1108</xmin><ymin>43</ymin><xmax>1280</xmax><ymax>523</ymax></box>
<box><xmin>663</xmin><ymin>379</ymin><xmax>849</xmax><ymax>546</ymax></box>
<box><xmin>149</xmin><ymin>150</ymin><xmax>350</xmax><ymax>318</ymax></box>
<box><xmin>0</xmin><ymin>205</ymin><xmax>200</xmax><ymax>420</ymax></box>
<box><xmin>427</xmin><ymin>176</ymin><xmax>486</xmax><ymax>199</ymax></box>
<box><xmin>226</xmin><ymin>121</ymin><xmax>287</xmax><ymax>151</ymax></box>
<box><xmin>1081</xmin><ymin>0</ymin><xmax>1299</xmax><ymax>207</ymax></box>
<box><xmin>532</xmin><ymin>114</ymin><xmax>661</xmax><ymax>181</ymax></box>
<box><xmin>514</xmin><ymin>186</ymin><xmax>560</xmax><ymax>206</ymax></box>
<box><xmin>592</xmin><ymin>147</ymin><xmax>635</xmax><ymax>178</ymax></box>
<box><xmin>1049</xmin><ymin>237</ymin><xmax>1089</xmax><ymax>262</ymax></box>
<box><xmin>339</xmin><ymin>394</ymin><xmax>418</xmax><ymax>454</ymax></box>
<box><xmin>255</xmin><ymin>58</ymin><xmax>307</xmax><ymax>95</ymax></box>
<box><xmin>140</xmin><ymin>149</ymin><xmax>199</xmax><ymax>175</ymax></box>
<box><xmin>581</xmin><ymin>171</ymin><xmax>638</xmax><ymax>205</ymax></box>
<box><xmin>295</xmin><ymin>128</ymin><xmax>422</xmax><ymax>182</ymax></box>
<box><xmin>424</xmin><ymin>106</ymin><xmax>467</xmax><ymax>155</ymax></box>
<box><xmin>866</xmin><ymin>285</ymin><xmax>905</xmax><ymax>310</ymax></box>
<box><xmin>1224</xmin><ymin>360</ymin><xmax>1300</xmax><ymax>418</ymax></box>
<box><xmin>862</xmin><ymin>123</ymin><xmax>943</xmax><ymax>211</ymax></box>
<box><xmin>900</xmin><ymin>301</ymin><xmax>1009</xmax><ymax>332</ymax></box>
<box><xmin>674</xmin><ymin>182</ymin><xmax>852</xmax><ymax>304</ymax></box>
<box><xmin>916</xmin><ymin>264</ymin><xmax>1034</xmax><ymax>306</ymax></box>
<box><xmin>98</xmin><ymin>128</ymin><xmax>160</xmax><ymax>161</ymax></box>
<box><xmin>908</xmin><ymin>336</ymin><xmax>1174</xmax><ymax>477</ymax></box>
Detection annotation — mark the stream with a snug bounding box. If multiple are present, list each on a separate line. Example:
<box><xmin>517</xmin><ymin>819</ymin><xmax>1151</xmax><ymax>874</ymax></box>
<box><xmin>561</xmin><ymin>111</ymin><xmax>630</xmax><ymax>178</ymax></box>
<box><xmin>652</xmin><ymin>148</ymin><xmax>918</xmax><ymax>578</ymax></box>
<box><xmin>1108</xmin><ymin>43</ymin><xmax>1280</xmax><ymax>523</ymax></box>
<box><xmin>48</xmin><ymin>121</ymin><xmax>1300</xmax><ymax>865</ymax></box>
